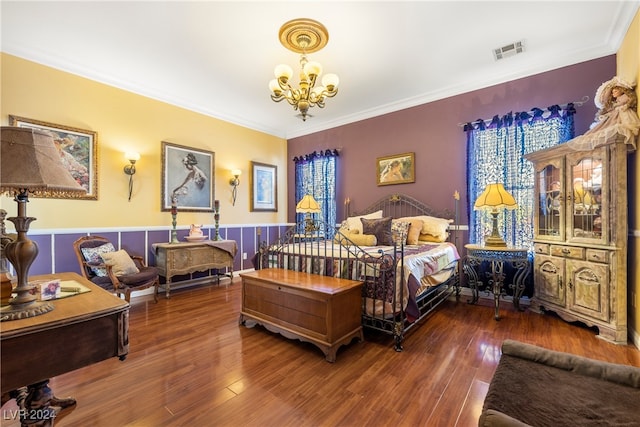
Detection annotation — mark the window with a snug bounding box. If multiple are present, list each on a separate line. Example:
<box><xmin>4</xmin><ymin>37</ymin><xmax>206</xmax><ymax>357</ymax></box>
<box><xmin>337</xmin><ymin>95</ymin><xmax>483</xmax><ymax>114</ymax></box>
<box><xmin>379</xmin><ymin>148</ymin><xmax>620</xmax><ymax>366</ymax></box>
<box><xmin>294</xmin><ymin>150</ymin><xmax>339</xmax><ymax>234</ymax></box>
<box><xmin>466</xmin><ymin>105</ymin><xmax>575</xmax><ymax>249</ymax></box>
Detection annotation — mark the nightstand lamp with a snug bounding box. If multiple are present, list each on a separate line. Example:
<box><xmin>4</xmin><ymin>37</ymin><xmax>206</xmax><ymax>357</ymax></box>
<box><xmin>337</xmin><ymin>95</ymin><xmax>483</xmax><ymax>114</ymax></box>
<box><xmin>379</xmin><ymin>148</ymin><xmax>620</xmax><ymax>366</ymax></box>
<box><xmin>474</xmin><ymin>183</ymin><xmax>518</xmax><ymax>247</ymax></box>
<box><xmin>296</xmin><ymin>194</ymin><xmax>321</xmax><ymax>233</ymax></box>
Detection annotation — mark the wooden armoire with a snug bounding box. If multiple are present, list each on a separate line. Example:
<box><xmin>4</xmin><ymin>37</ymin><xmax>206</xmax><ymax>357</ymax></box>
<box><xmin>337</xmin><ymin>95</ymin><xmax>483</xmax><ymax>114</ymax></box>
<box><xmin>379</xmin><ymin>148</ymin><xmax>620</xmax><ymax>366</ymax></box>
<box><xmin>524</xmin><ymin>134</ymin><xmax>632</xmax><ymax>344</ymax></box>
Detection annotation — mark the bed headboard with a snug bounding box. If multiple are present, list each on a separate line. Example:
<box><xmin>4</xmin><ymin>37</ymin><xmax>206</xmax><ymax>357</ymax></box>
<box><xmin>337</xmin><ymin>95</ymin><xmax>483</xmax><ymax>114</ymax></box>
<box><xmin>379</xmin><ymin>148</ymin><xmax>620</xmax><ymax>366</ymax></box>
<box><xmin>351</xmin><ymin>193</ymin><xmax>455</xmax><ymax>221</ymax></box>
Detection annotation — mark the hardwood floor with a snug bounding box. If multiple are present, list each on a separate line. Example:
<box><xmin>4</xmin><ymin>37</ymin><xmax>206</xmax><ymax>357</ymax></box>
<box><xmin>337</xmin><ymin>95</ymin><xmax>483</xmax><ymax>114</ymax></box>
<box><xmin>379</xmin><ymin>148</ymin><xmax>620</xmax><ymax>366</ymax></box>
<box><xmin>2</xmin><ymin>277</ymin><xmax>639</xmax><ymax>427</ymax></box>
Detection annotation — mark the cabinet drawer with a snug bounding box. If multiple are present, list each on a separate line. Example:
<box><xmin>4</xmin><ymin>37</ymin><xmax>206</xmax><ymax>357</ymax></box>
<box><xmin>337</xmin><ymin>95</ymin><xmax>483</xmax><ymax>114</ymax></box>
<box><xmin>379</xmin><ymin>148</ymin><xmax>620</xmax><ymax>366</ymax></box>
<box><xmin>550</xmin><ymin>245</ymin><xmax>584</xmax><ymax>259</ymax></box>
<box><xmin>534</xmin><ymin>243</ymin><xmax>549</xmax><ymax>255</ymax></box>
<box><xmin>585</xmin><ymin>249</ymin><xmax>609</xmax><ymax>264</ymax></box>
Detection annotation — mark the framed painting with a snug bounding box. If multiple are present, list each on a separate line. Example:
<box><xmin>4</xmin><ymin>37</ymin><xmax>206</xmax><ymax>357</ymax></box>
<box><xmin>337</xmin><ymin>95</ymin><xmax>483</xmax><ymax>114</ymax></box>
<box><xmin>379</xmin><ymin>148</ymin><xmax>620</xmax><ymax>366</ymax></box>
<box><xmin>161</xmin><ymin>141</ymin><xmax>214</xmax><ymax>212</ymax></box>
<box><xmin>250</xmin><ymin>161</ymin><xmax>277</xmax><ymax>212</ymax></box>
<box><xmin>9</xmin><ymin>115</ymin><xmax>98</xmax><ymax>199</ymax></box>
<box><xmin>376</xmin><ymin>152</ymin><xmax>415</xmax><ymax>186</ymax></box>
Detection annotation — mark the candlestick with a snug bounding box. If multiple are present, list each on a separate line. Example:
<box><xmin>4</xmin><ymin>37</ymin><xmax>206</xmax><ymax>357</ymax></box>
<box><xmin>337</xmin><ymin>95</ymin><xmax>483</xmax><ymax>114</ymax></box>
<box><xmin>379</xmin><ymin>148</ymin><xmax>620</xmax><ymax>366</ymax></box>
<box><xmin>214</xmin><ymin>203</ymin><xmax>221</xmax><ymax>241</ymax></box>
<box><xmin>170</xmin><ymin>196</ymin><xmax>179</xmax><ymax>243</ymax></box>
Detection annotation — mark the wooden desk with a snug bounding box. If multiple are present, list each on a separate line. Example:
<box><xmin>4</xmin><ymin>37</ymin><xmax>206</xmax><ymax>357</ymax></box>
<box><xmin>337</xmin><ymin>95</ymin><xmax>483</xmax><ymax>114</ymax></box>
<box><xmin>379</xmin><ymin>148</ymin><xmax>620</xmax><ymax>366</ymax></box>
<box><xmin>239</xmin><ymin>269</ymin><xmax>363</xmax><ymax>363</ymax></box>
<box><xmin>154</xmin><ymin>240</ymin><xmax>237</xmax><ymax>298</ymax></box>
<box><xmin>1</xmin><ymin>272</ymin><xmax>129</xmax><ymax>423</ymax></box>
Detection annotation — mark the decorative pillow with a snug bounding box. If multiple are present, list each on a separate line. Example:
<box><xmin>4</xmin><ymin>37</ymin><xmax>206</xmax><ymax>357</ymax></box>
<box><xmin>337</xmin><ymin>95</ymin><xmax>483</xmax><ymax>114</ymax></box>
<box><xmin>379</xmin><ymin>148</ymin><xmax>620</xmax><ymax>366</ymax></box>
<box><xmin>391</xmin><ymin>220</ymin><xmax>410</xmax><ymax>245</ymax></box>
<box><xmin>361</xmin><ymin>216</ymin><xmax>393</xmax><ymax>246</ymax></box>
<box><xmin>418</xmin><ymin>232</ymin><xmax>448</xmax><ymax>243</ymax></box>
<box><xmin>421</xmin><ymin>216</ymin><xmax>453</xmax><ymax>239</ymax></box>
<box><xmin>81</xmin><ymin>242</ymin><xmax>116</xmax><ymax>277</ymax></box>
<box><xmin>401</xmin><ymin>215</ymin><xmax>453</xmax><ymax>242</ymax></box>
<box><xmin>101</xmin><ymin>250</ymin><xmax>140</xmax><ymax>276</ymax></box>
<box><xmin>345</xmin><ymin>210</ymin><xmax>383</xmax><ymax>234</ymax></box>
<box><xmin>334</xmin><ymin>231</ymin><xmax>377</xmax><ymax>247</ymax></box>
<box><xmin>406</xmin><ymin>219</ymin><xmax>424</xmax><ymax>245</ymax></box>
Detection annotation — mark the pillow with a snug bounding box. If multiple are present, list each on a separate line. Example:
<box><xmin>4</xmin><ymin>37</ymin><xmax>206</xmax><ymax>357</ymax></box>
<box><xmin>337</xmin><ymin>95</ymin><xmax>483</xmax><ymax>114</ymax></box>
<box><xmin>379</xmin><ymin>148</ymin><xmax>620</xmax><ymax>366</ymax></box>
<box><xmin>401</xmin><ymin>215</ymin><xmax>453</xmax><ymax>241</ymax></box>
<box><xmin>418</xmin><ymin>232</ymin><xmax>447</xmax><ymax>243</ymax></box>
<box><xmin>101</xmin><ymin>250</ymin><xmax>140</xmax><ymax>276</ymax></box>
<box><xmin>406</xmin><ymin>219</ymin><xmax>424</xmax><ymax>245</ymax></box>
<box><xmin>361</xmin><ymin>217</ymin><xmax>393</xmax><ymax>246</ymax></box>
<box><xmin>81</xmin><ymin>242</ymin><xmax>116</xmax><ymax>277</ymax></box>
<box><xmin>334</xmin><ymin>231</ymin><xmax>377</xmax><ymax>246</ymax></box>
<box><xmin>391</xmin><ymin>220</ymin><xmax>410</xmax><ymax>245</ymax></box>
<box><xmin>345</xmin><ymin>210</ymin><xmax>383</xmax><ymax>234</ymax></box>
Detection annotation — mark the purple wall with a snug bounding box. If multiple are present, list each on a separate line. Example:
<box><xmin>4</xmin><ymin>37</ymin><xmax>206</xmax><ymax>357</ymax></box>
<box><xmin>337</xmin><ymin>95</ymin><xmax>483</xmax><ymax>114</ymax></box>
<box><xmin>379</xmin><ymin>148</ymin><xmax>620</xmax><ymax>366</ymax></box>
<box><xmin>27</xmin><ymin>224</ymin><xmax>290</xmax><ymax>283</ymax></box>
<box><xmin>288</xmin><ymin>56</ymin><xmax>616</xmax><ymax>225</ymax></box>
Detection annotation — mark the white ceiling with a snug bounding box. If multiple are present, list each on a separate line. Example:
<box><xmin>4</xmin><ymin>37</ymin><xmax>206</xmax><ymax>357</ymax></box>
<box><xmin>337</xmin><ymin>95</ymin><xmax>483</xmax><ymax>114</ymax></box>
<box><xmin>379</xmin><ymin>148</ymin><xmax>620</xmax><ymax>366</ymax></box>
<box><xmin>1</xmin><ymin>1</ymin><xmax>638</xmax><ymax>139</ymax></box>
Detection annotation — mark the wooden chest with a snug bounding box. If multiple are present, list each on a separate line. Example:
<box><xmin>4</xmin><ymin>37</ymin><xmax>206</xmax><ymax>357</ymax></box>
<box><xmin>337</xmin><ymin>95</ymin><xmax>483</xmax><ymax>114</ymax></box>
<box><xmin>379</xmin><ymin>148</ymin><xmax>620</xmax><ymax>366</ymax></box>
<box><xmin>239</xmin><ymin>268</ymin><xmax>363</xmax><ymax>362</ymax></box>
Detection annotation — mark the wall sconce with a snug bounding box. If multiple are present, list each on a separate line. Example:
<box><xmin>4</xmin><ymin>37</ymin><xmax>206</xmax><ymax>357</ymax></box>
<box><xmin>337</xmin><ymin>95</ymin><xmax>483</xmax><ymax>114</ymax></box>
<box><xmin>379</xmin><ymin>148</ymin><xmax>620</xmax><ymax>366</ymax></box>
<box><xmin>229</xmin><ymin>169</ymin><xmax>241</xmax><ymax>206</ymax></box>
<box><xmin>123</xmin><ymin>151</ymin><xmax>140</xmax><ymax>202</ymax></box>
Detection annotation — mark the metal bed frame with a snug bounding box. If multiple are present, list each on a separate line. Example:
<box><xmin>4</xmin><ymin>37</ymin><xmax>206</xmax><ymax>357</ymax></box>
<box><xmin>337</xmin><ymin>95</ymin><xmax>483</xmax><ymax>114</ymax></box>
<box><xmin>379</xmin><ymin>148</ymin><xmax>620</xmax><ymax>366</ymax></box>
<box><xmin>257</xmin><ymin>193</ymin><xmax>460</xmax><ymax>351</ymax></box>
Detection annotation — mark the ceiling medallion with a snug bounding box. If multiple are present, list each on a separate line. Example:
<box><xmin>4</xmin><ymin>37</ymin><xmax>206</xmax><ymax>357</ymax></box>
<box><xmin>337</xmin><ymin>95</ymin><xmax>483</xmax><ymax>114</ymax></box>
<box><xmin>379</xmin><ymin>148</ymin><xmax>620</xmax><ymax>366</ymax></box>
<box><xmin>278</xmin><ymin>18</ymin><xmax>329</xmax><ymax>54</ymax></box>
<box><xmin>269</xmin><ymin>18</ymin><xmax>339</xmax><ymax>121</ymax></box>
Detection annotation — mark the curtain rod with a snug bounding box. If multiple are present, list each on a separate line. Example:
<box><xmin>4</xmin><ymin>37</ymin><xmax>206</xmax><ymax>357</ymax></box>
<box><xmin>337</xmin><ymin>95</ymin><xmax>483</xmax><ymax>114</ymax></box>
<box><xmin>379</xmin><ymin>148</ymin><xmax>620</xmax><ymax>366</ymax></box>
<box><xmin>457</xmin><ymin>96</ymin><xmax>589</xmax><ymax>128</ymax></box>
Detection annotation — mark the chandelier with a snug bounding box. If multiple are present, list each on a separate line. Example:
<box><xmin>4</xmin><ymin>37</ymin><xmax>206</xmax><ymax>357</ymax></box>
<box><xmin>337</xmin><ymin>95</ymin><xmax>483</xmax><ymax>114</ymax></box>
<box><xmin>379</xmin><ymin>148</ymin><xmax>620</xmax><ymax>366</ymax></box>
<box><xmin>269</xmin><ymin>18</ymin><xmax>339</xmax><ymax>121</ymax></box>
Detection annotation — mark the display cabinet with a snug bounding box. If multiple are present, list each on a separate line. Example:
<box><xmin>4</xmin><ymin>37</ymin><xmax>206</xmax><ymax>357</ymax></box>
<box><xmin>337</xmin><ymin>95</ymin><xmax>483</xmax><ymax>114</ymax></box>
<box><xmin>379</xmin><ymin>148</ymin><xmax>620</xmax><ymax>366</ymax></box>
<box><xmin>524</xmin><ymin>134</ymin><xmax>630</xmax><ymax>344</ymax></box>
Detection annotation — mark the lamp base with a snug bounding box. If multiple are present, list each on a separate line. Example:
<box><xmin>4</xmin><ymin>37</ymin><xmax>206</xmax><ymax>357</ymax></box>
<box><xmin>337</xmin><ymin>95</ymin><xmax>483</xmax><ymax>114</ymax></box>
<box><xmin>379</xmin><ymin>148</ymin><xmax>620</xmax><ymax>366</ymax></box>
<box><xmin>304</xmin><ymin>217</ymin><xmax>318</xmax><ymax>233</ymax></box>
<box><xmin>1</xmin><ymin>300</ymin><xmax>54</xmax><ymax>321</ymax></box>
<box><xmin>483</xmin><ymin>236</ymin><xmax>508</xmax><ymax>247</ymax></box>
<box><xmin>484</xmin><ymin>210</ymin><xmax>508</xmax><ymax>247</ymax></box>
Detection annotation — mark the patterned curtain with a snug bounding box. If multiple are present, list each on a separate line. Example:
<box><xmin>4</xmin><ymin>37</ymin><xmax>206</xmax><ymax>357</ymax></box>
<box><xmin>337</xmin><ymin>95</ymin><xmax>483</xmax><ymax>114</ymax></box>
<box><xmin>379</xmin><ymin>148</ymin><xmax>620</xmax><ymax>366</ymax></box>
<box><xmin>294</xmin><ymin>149</ymin><xmax>339</xmax><ymax>234</ymax></box>
<box><xmin>465</xmin><ymin>104</ymin><xmax>575</xmax><ymax>250</ymax></box>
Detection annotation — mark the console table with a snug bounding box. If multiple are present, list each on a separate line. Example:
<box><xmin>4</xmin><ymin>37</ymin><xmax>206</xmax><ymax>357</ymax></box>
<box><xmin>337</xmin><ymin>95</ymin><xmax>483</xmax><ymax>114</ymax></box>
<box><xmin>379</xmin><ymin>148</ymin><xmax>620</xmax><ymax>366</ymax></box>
<box><xmin>1</xmin><ymin>272</ymin><xmax>129</xmax><ymax>424</ymax></box>
<box><xmin>240</xmin><ymin>268</ymin><xmax>363</xmax><ymax>362</ymax></box>
<box><xmin>153</xmin><ymin>240</ymin><xmax>237</xmax><ymax>298</ymax></box>
<box><xmin>463</xmin><ymin>244</ymin><xmax>530</xmax><ymax>320</ymax></box>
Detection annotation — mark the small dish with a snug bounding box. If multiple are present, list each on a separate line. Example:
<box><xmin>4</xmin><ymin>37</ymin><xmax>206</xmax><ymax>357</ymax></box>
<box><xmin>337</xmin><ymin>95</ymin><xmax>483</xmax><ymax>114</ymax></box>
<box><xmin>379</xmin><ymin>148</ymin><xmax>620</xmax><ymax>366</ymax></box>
<box><xmin>185</xmin><ymin>235</ymin><xmax>207</xmax><ymax>242</ymax></box>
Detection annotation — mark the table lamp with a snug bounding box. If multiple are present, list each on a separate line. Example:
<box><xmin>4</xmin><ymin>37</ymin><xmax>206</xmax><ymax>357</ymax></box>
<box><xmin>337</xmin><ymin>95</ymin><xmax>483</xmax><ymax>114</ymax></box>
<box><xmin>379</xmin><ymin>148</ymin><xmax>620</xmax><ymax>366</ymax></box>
<box><xmin>474</xmin><ymin>183</ymin><xmax>518</xmax><ymax>247</ymax></box>
<box><xmin>1</xmin><ymin>127</ymin><xmax>85</xmax><ymax>321</ymax></box>
<box><xmin>296</xmin><ymin>194</ymin><xmax>321</xmax><ymax>233</ymax></box>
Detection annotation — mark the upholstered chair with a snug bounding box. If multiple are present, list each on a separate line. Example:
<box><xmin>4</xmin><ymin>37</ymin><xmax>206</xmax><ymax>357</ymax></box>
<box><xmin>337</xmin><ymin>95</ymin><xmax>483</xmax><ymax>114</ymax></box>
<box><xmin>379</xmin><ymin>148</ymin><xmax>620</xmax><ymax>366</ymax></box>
<box><xmin>73</xmin><ymin>235</ymin><xmax>159</xmax><ymax>303</ymax></box>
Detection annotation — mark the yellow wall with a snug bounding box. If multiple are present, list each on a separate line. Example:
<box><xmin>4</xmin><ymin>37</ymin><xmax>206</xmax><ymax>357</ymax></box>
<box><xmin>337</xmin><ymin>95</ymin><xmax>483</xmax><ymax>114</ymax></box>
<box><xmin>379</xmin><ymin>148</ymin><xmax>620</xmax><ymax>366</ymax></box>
<box><xmin>619</xmin><ymin>10</ymin><xmax>640</xmax><ymax>345</ymax></box>
<box><xmin>0</xmin><ymin>53</ymin><xmax>288</xmax><ymax>229</ymax></box>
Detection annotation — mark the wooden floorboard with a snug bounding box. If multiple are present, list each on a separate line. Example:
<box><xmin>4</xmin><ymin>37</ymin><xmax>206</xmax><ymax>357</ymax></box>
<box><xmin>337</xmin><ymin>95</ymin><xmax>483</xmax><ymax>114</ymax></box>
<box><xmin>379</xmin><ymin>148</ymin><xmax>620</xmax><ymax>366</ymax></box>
<box><xmin>2</xmin><ymin>277</ymin><xmax>639</xmax><ymax>426</ymax></box>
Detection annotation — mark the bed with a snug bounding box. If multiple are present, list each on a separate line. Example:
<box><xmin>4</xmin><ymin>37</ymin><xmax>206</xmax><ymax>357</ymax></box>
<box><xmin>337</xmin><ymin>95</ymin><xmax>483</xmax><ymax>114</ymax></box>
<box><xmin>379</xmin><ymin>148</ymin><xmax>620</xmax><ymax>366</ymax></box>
<box><xmin>256</xmin><ymin>193</ymin><xmax>461</xmax><ymax>351</ymax></box>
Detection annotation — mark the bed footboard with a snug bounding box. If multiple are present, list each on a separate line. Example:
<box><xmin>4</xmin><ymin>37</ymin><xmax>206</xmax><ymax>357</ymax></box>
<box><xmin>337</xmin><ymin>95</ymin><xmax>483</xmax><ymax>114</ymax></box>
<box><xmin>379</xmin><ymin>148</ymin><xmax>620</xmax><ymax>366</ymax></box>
<box><xmin>256</xmin><ymin>216</ymin><xmax>459</xmax><ymax>351</ymax></box>
<box><xmin>254</xmin><ymin>192</ymin><xmax>460</xmax><ymax>351</ymax></box>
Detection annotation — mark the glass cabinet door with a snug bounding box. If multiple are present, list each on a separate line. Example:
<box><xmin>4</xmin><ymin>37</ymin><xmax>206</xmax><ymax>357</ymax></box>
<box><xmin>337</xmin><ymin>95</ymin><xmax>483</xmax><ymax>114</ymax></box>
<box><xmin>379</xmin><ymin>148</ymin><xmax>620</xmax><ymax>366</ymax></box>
<box><xmin>567</xmin><ymin>148</ymin><xmax>607</xmax><ymax>244</ymax></box>
<box><xmin>535</xmin><ymin>159</ymin><xmax>564</xmax><ymax>240</ymax></box>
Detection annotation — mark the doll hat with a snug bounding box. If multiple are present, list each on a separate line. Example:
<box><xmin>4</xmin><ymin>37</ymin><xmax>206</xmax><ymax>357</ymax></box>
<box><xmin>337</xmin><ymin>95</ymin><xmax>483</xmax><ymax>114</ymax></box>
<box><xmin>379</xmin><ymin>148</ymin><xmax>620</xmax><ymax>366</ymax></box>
<box><xmin>594</xmin><ymin>76</ymin><xmax>635</xmax><ymax>108</ymax></box>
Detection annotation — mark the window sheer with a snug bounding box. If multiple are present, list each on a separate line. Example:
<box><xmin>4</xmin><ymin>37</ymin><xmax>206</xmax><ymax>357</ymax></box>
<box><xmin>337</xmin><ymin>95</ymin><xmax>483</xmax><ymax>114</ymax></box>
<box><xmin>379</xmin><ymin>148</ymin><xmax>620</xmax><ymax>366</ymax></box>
<box><xmin>294</xmin><ymin>149</ymin><xmax>339</xmax><ymax>235</ymax></box>
<box><xmin>465</xmin><ymin>105</ymin><xmax>575</xmax><ymax>250</ymax></box>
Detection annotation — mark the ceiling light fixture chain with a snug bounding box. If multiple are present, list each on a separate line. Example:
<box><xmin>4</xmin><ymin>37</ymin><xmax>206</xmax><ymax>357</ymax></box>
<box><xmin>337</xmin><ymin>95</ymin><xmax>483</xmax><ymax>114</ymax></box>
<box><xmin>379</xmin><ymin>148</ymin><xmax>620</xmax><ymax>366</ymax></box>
<box><xmin>269</xmin><ymin>18</ymin><xmax>339</xmax><ymax>122</ymax></box>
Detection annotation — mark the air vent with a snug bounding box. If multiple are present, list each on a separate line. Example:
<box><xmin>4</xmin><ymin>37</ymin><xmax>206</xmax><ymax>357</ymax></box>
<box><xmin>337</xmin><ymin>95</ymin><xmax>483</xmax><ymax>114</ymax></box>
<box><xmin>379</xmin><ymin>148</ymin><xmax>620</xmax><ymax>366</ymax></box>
<box><xmin>493</xmin><ymin>40</ymin><xmax>525</xmax><ymax>61</ymax></box>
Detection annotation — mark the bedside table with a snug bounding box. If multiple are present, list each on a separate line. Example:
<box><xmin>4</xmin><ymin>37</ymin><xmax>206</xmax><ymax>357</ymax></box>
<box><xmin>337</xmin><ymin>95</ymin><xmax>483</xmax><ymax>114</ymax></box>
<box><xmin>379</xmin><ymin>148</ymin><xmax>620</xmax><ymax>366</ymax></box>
<box><xmin>463</xmin><ymin>244</ymin><xmax>530</xmax><ymax>320</ymax></box>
